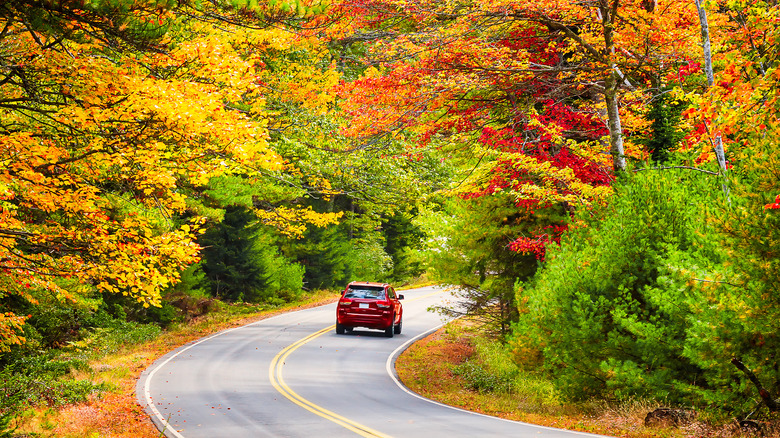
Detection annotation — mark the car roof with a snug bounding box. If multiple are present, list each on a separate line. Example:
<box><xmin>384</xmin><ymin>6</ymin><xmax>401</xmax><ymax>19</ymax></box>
<box><xmin>347</xmin><ymin>281</ymin><xmax>390</xmax><ymax>288</ymax></box>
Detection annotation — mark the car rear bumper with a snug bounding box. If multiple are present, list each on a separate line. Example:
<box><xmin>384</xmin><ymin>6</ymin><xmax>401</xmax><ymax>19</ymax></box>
<box><xmin>337</xmin><ymin>310</ymin><xmax>393</xmax><ymax>329</ymax></box>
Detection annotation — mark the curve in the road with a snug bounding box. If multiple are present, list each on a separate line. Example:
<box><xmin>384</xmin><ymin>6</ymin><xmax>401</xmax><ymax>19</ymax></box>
<box><xmin>139</xmin><ymin>287</ymin><xmax>610</xmax><ymax>438</ymax></box>
<box><xmin>269</xmin><ymin>324</ymin><xmax>391</xmax><ymax>438</ymax></box>
<box><xmin>267</xmin><ymin>288</ymin><xmax>447</xmax><ymax>438</ymax></box>
<box><xmin>141</xmin><ymin>319</ymin><xmax>267</xmax><ymax>438</ymax></box>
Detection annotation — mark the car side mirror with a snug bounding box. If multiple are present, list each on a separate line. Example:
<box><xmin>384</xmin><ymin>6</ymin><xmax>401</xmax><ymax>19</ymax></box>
<box><xmin>398</xmin><ymin>294</ymin><xmax>404</xmax><ymax>300</ymax></box>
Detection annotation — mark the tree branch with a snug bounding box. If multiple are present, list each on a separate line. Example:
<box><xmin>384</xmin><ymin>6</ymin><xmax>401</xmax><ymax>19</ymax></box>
<box><xmin>633</xmin><ymin>165</ymin><xmax>718</xmax><ymax>175</ymax></box>
<box><xmin>732</xmin><ymin>358</ymin><xmax>779</xmax><ymax>412</ymax></box>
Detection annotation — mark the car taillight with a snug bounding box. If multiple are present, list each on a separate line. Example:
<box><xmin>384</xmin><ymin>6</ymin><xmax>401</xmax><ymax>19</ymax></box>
<box><xmin>339</xmin><ymin>299</ymin><xmax>352</xmax><ymax>306</ymax></box>
<box><xmin>376</xmin><ymin>301</ymin><xmax>391</xmax><ymax>309</ymax></box>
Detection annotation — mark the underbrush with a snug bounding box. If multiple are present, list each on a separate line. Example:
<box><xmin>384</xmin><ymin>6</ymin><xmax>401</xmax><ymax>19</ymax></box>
<box><xmin>0</xmin><ymin>321</ymin><xmax>160</xmax><ymax>436</ymax></box>
<box><xmin>398</xmin><ymin>320</ymin><xmax>778</xmax><ymax>438</ymax></box>
<box><xmin>453</xmin><ymin>336</ymin><xmax>559</xmax><ymax>410</ymax></box>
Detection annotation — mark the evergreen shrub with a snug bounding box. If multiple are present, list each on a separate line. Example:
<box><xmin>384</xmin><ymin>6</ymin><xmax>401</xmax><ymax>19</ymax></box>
<box><xmin>513</xmin><ymin>168</ymin><xmax>726</xmax><ymax>406</ymax></box>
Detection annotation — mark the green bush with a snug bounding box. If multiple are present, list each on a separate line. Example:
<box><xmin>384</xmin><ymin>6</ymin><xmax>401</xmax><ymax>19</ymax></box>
<box><xmin>454</xmin><ymin>360</ymin><xmax>515</xmax><ymax>393</ymax></box>
<box><xmin>454</xmin><ymin>337</ymin><xmax>518</xmax><ymax>394</ymax></box>
<box><xmin>453</xmin><ymin>336</ymin><xmax>561</xmax><ymax>407</ymax></box>
<box><xmin>0</xmin><ymin>353</ymin><xmax>106</xmax><ymax>433</ymax></box>
<box><xmin>77</xmin><ymin>321</ymin><xmax>161</xmax><ymax>357</ymax></box>
<box><xmin>513</xmin><ymin>168</ymin><xmax>726</xmax><ymax>405</ymax></box>
<box><xmin>676</xmin><ymin>131</ymin><xmax>780</xmax><ymax>418</ymax></box>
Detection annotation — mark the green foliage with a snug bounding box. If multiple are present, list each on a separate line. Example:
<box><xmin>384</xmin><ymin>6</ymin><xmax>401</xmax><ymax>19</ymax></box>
<box><xmin>634</xmin><ymin>90</ymin><xmax>687</xmax><ymax>163</ymax></box>
<box><xmin>454</xmin><ymin>360</ymin><xmax>515</xmax><ymax>394</ymax></box>
<box><xmin>199</xmin><ymin>205</ymin><xmax>305</xmax><ymax>303</ymax></box>
<box><xmin>349</xmin><ymin>239</ymin><xmax>395</xmax><ymax>281</ymax></box>
<box><xmin>25</xmin><ymin>305</ymin><xmax>89</xmax><ymax>349</ymax></box>
<box><xmin>453</xmin><ymin>336</ymin><xmax>562</xmax><ymax>405</ymax></box>
<box><xmin>454</xmin><ymin>338</ymin><xmax>518</xmax><ymax>394</ymax></box>
<box><xmin>382</xmin><ymin>208</ymin><xmax>426</xmax><ymax>281</ymax></box>
<box><xmin>419</xmin><ymin>194</ymin><xmax>547</xmax><ymax>336</ymax></box>
<box><xmin>0</xmin><ymin>353</ymin><xmax>107</xmax><ymax>433</ymax></box>
<box><xmin>675</xmin><ymin>121</ymin><xmax>780</xmax><ymax>417</ymax></box>
<box><xmin>289</xmin><ymin>221</ymin><xmax>355</xmax><ymax>289</ymax></box>
<box><xmin>513</xmin><ymin>168</ymin><xmax>727</xmax><ymax>404</ymax></box>
<box><xmin>199</xmin><ymin>205</ymin><xmax>266</xmax><ymax>301</ymax></box>
<box><xmin>0</xmin><ymin>311</ymin><xmax>158</xmax><ymax>433</ymax></box>
<box><xmin>75</xmin><ymin>321</ymin><xmax>162</xmax><ymax>357</ymax></box>
<box><xmin>0</xmin><ymin>313</ymin><xmax>152</xmax><ymax>432</ymax></box>
<box><xmin>283</xmin><ymin>195</ymin><xmax>428</xmax><ymax>288</ymax></box>
<box><xmin>101</xmin><ymin>291</ymin><xmax>181</xmax><ymax>328</ymax></box>
<box><xmin>257</xmin><ymin>242</ymin><xmax>306</xmax><ymax>303</ymax></box>
<box><xmin>203</xmin><ymin>175</ymin><xmax>300</xmax><ymax>214</ymax></box>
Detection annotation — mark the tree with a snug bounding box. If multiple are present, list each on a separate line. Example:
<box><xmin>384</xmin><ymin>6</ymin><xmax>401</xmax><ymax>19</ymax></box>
<box><xmin>199</xmin><ymin>206</ymin><xmax>270</xmax><ymax>302</ymax></box>
<box><xmin>332</xmin><ymin>0</ymin><xmax>704</xmax><ymax>168</ymax></box>
<box><xmin>419</xmin><ymin>194</ymin><xmax>544</xmax><ymax>337</ymax></box>
<box><xmin>381</xmin><ymin>208</ymin><xmax>426</xmax><ymax>281</ymax></box>
<box><xmin>679</xmin><ymin>0</ymin><xmax>780</xmax><ymax>415</ymax></box>
<box><xmin>509</xmin><ymin>1</ymin><xmax>780</xmax><ymax>415</ymax></box>
<box><xmin>512</xmin><ymin>169</ymin><xmax>723</xmax><ymax>403</ymax></box>
<box><xmin>0</xmin><ymin>0</ymin><xmax>344</xmax><ymax>349</ymax></box>
<box><xmin>634</xmin><ymin>89</ymin><xmax>687</xmax><ymax>163</ymax></box>
<box><xmin>328</xmin><ymin>0</ymin><xmax>716</xmax><ymax>269</ymax></box>
<box><xmin>693</xmin><ymin>0</ymin><xmax>729</xmax><ymax>197</ymax></box>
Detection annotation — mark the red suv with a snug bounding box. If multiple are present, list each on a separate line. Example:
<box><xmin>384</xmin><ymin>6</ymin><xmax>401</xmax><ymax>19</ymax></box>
<box><xmin>336</xmin><ymin>282</ymin><xmax>404</xmax><ymax>337</ymax></box>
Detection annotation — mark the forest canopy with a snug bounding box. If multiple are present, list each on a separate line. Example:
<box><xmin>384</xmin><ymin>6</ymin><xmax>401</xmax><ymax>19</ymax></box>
<box><xmin>2</xmin><ymin>0</ymin><xmax>780</xmax><ymax>427</ymax></box>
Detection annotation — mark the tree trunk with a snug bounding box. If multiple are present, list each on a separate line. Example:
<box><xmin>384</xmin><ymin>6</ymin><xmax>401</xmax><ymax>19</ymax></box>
<box><xmin>605</xmin><ymin>75</ymin><xmax>627</xmax><ymax>172</ymax></box>
<box><xmin>695</xmin><ymin>0</ymin><xmax>715</xmax><ymax>87</ymax></box>
<box><xmin>601</xmin><ymin>0</ymin><xmax>627</xmax><ymax>172</ymax></box>
<box><xmin>694</xmin><ymin>0</ymin><xmax>729</xmax><ymax>198</ymax></box>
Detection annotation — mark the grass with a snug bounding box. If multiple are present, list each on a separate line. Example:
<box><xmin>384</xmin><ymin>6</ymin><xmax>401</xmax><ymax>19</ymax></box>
<box><xmin>394</xmin><ymin>320</ymin><xmax>763</xmax><ymax>438</ymax></box>
<box><xmin>10</xmin><ymin>289</ymin><xmax>340</xmax><ymax>438</ymax></box>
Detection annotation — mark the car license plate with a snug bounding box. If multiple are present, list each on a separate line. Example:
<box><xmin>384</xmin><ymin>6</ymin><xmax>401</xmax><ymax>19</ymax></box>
<box><xmin>359</xmin><ymin>303</ymin><xmax>369</xmax><ymax>309</ymax></box>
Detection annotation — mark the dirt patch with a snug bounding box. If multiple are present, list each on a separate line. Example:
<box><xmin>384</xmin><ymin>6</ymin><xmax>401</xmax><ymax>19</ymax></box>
<box><xmin>396</xmin><ymin>328</ymin><xmax>475</xmax><ymax>397</ymax></box>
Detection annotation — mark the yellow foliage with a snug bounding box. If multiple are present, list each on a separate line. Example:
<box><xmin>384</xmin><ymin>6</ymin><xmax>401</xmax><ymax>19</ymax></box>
<box><xmin>0</xmin><ymin>312</ymin><xmax>27</xmax><ymax>352</ymax></box>
<box><xmin>253</xmin><ymin>206</ymin><xmax>343</xmax><ymax>238</ymax></box>
<box><xmin>0</xmin><ymin>8</ymin><xmax>344</xmax><ymax>347</ymax></box>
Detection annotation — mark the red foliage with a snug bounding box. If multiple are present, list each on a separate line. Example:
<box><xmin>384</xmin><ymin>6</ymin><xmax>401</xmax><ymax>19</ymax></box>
<box><xmin>664</xmin><ymin>58</ymin><xmax>703</xmax><ymax>84</ymax></box>
<box><xmin>765</xmin><ymin>194</ymin><xmax>780</xmax><ymax>210</ymax></box>
<box><xmin>460</xmin><ymin>99</ymin><xmax>613</xmax><ymax>261</ymax></box>
<box><xmin>464</xmin><ymin>99</ymin><xmax>613</xmax><ymax>203</ymax></box>
<box><xmin>508</xmin><ymin>224</ymin><xmax>568</xmax><ymax>261</ymax></box>
<box><xmin>336</xmin><ymin>14</ymin><xmax>617</xmax><ymax>262</ymax></box>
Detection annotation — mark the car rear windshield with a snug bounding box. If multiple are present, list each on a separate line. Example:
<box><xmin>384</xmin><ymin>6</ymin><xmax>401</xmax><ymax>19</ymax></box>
<box><xmin>344</xmin><ymin>286</ymin><xmax>385</xmax><ymax>299</ymax></box>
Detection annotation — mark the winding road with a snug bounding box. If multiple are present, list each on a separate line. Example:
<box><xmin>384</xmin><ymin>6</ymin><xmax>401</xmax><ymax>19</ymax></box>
<box><xmin>137</xmin><ymin>285</ymin><xmax>608</xmax><ymax>438</ymax></box>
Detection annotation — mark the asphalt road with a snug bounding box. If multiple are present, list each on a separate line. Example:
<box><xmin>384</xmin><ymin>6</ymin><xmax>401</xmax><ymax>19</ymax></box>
<box><xmin>137</xmin><ymin>285</ymin><xmax>608</xmax><ymax>438</ymax></box>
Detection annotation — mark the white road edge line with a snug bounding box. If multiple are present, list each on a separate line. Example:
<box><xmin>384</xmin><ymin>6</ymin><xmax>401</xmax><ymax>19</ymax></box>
<box><xmin>141</xmin><ymin>287</ymin><xmax>599</xmax><ymax>438</ymax></box>
<box><xmin>138</xmin><ymin>312</ymin><xmax>290</xmax><ymax>438</ymax></box>
<box><xmin>385</xmin><ymin>325</ymin><xmax>612</xmax><ymax>438</ymax></box>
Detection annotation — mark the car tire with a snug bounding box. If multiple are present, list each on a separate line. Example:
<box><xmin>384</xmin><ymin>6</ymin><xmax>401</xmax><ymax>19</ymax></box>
<box><xmin>394</xmin><ymin>318</ymin><xmax>402</xmax><ymax>335</ymax></box>
<box><xmin>384</xmin><ymin>321</ymin><xmax>394</xmax><ymax>338</ymax></box>
<box><xmin>336</xmin><ymin>322</ymin><xmax>346</xmax><ymax>334</ymax></box>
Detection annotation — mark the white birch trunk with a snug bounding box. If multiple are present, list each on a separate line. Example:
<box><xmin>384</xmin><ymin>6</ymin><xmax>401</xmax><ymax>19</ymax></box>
<box><xmin>605</xmin><ymin>74</ymin><xmax>627</xmax><ymax>171</ymax></box>
<box><xmin>601</xmin><ymin>0</ymin><xmax>627</xmax><ymax>172</ymax></box>
<box><xmin>695</xmin><ymin>0</ymin><xmax>729</xmax><ymax>198</ymax></box>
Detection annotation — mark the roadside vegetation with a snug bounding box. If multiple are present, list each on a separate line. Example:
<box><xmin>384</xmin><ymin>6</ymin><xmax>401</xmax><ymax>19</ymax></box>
<box><xmin>396</xmin><ymin>320</ymin><xmax>757</xmax><ymax>438</ymax></box>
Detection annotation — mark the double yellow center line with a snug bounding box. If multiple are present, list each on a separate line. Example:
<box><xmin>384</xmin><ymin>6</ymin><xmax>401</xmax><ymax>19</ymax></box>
<box><xmin>268</xmin><ymin>325</ymin><xmax>392</xmax><ymax>438</ymax></box>
<box><xmin>267</xmin><ymin>289</ymin><xmax>444</xmax><ymax>438</ymax></box>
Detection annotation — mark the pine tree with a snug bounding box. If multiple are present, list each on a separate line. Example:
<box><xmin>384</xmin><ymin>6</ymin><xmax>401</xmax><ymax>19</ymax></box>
<box><xmin>199</xmin><ymin>206</ymin><xmax>271</xmax><ymax>302</ymax></box>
